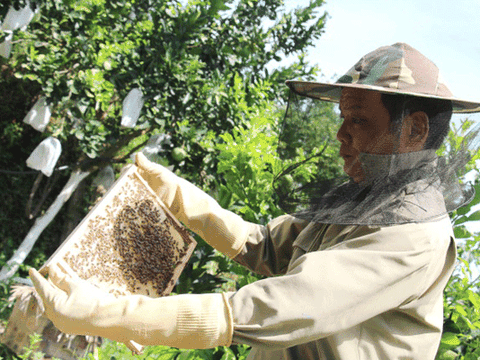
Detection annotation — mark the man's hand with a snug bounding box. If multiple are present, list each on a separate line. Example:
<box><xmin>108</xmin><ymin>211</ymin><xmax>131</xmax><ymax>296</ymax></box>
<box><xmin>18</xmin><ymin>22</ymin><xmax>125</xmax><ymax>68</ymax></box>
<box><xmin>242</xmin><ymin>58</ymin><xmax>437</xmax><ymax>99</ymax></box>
<box><xmin>135</xmin><ymin>152</ymin><xmax>249</xmax><ymax>258</ymax></box>
<box><xmin>29</xmin><ymin>262</ymin><xmax>115</xmax><ymax>337</ymax></box>
<box><xmin>29</xmin><ymin>261</ymin><xmax>233</xmax><ymax>349</ymax></box>
<box><xmin>135</xmin><ymin>152</ymin><xmax>172</xmax><ymax>200</ymax></box>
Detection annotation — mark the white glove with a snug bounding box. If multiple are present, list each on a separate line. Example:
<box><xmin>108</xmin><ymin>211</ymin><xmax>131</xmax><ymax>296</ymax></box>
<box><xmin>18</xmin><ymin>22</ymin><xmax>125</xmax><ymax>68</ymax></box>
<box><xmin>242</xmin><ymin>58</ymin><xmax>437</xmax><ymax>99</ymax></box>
<box><xmin>136</xmin><ymin>152</ymin><xmax>250</xmax><ymax>258</ymax></box>
<box><xmin>29</xmin><ymin>263</ymin><xmax>233</xmax><ymax>349</ymax></box>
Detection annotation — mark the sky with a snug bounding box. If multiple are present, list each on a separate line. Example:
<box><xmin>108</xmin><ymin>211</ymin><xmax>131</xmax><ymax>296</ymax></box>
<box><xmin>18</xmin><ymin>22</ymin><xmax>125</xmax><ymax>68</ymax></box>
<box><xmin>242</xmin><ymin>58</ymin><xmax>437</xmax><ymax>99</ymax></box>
<box><xmin>284</xmin><ymin>0</ymin><xmax>480</xmax><ymax>124</ymax></box>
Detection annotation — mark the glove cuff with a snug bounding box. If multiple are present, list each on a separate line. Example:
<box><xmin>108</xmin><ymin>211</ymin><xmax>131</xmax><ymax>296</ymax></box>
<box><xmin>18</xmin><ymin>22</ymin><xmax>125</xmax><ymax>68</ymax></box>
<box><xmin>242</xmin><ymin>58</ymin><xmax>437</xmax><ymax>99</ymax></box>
<box><xmin>97</xmin><ymin>292</ymin><xmax>234</xmax><ymax>349</ymax></box>
<box><xmin>176</xmin><ymin>293</ymin><xmax>234</xmax><ymax>349</ymax></box>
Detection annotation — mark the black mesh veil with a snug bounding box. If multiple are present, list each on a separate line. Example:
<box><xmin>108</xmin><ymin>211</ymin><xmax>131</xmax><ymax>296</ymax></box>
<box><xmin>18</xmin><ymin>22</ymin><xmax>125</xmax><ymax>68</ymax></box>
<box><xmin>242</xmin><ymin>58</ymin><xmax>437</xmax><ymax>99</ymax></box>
<box><xmin>273</xmin><ymin>90</ymin><xmax>479</xmax><ymax>226</ymax></box>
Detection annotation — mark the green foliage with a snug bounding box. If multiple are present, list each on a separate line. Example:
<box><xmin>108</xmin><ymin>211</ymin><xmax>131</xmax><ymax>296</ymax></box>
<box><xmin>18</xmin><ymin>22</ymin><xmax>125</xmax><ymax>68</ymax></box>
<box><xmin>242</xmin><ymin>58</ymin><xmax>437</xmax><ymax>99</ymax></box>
<box><xmin>214</xmin><ymin>101</ymin><xmax>284</xmax><ymax>223</ymax></box>
<box><xmin>0</xmin><ymin>281</ymin><xmax>13</xmax><ymax>348</ymax></box>
<box><xmin>17</xmin><ymin>333</ymin><xmax>44</xmax><ymax>360</ymax></box>
<box><xmin>436</xmin><ymin>120</ymin><xmax>480</xmax><ymax>360</ymax></box>
<box><xmin>1</xmin><ymin>0</ymin><xmax>330</xmax><ymax>359</ymax></box>
<box><xmin>206</xmin><ymin>77</ymin><xmax>342</xmax><ymax>223</ymax></box>
<box><xmin>271</xmin><ymin>96</ymin><xmax>343</xmax><ymax>212</ymax></box>
<box><xmin>279</xmin><ymin>96</ymin><xmax>340</xmax><ymax>158</ymax></box>
<box><xmin>80</xmin><ymin>339</ymin><xmax>249</xmax><ymax>360</ymax></box>
<box><xmin>438</xmin><ymin>215</ymin><xmax>480</xmax><ymax>359</ymax></box>
<box><xmin>3</xmin><ymin>0</ymin><xmax>326</xmax><ymax>167</ymax></box>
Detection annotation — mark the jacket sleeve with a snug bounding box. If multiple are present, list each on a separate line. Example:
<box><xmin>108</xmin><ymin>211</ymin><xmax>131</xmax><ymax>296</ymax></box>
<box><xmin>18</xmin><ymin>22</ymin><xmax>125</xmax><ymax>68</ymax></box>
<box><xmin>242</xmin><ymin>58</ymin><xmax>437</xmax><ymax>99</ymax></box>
<box><xmin>233</xmin><ymin>215</ymin><xmax>310</xmax><ymax>276</ymax></box>
<box><xmin>228</xmin><ymin>217</ymin><xmax>455</xmax><ymax>349</ymax></box>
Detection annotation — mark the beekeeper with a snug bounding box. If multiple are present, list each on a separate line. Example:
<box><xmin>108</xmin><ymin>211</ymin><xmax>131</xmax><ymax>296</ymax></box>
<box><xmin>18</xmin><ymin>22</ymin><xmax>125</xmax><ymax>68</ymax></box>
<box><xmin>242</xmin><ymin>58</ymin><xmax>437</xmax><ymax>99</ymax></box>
<box><xmin>30</xmin><ymin>43</ymin><xmax>480</xmax><ymax>360</ymax></box>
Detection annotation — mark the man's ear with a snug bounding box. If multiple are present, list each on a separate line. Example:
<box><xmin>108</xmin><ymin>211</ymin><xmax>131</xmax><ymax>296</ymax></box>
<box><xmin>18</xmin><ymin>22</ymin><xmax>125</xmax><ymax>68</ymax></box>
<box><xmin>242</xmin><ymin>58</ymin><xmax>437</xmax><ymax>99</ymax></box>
<box><xmin>405</xmin><ymin>111</ymin><xmax>429</xmax><ymax>151</ymax></box>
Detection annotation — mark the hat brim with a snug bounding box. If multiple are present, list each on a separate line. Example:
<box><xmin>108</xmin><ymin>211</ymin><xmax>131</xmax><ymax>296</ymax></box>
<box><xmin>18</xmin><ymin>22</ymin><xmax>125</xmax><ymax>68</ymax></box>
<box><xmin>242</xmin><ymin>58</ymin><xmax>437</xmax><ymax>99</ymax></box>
<box><xmin>286</xmin><ymin>80</ymin><xmax>480</xmax><ymax>114</ymax></box>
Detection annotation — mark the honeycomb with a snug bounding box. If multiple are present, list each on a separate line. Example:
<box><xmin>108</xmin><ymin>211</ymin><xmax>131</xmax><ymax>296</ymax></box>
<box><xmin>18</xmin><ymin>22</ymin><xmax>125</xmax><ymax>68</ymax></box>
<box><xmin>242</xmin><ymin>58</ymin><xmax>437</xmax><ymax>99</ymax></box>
<box><xmin>41</xmin><ymin>165</ymin><xmax>196</xmax><ymax>298</ymax></box>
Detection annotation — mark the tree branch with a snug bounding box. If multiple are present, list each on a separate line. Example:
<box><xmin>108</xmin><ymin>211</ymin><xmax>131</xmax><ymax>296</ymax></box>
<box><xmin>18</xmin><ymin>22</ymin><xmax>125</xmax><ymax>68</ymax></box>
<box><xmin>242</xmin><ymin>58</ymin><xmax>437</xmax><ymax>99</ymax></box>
<box><xmin>0</xmin><ymin>170</ymin><xmax>91</xmax><ymax>283</ymax></box>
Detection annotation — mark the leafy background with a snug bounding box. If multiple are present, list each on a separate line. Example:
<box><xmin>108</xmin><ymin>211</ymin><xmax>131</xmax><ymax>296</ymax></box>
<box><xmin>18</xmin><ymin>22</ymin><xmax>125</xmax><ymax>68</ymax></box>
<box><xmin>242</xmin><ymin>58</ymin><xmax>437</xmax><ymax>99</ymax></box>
<box><xmin>0</xmin><ymin>0</ymin><xmax>479</xmax><ymax>359</ymax></box>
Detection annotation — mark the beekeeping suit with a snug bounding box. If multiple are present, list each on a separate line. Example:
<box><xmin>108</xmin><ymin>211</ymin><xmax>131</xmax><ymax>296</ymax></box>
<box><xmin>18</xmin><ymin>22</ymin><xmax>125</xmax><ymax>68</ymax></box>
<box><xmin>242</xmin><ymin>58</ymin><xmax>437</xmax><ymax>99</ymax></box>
<box><xmin>30</xmin><ymin>43</ymin><xmax>480</xmax><ymax>360</ymax></box>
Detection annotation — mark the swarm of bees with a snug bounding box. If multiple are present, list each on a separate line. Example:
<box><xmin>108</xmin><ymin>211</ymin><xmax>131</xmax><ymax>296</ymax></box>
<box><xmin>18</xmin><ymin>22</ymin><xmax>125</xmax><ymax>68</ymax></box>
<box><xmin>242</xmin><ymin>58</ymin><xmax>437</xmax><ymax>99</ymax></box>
<box><xmin>43</xmin><ymin>166</ymin><xmax>196</xmax><ymax>298</ymax></box>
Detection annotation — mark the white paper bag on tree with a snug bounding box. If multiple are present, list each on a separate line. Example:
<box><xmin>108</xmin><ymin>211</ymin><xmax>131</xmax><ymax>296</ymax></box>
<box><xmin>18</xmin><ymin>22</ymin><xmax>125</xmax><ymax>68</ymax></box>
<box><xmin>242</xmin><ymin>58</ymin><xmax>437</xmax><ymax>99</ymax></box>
<box><xmin>0</xmin><ymin>0</ymin><xmax>35</xmax><ymax>58</ymax></box>
<box><xmin>23</xmin><ymin>97</ymin><xmax>51</xmax><ymax>132</ymax></box>
<box><xmin>0</xmin><ymin>31</ymin><xmax>13</xmax><ymax>58</ymax></box>
<box><xmin>121</xmin><ymin>88</ymin><xmax>144</xmax><ymax>128</ymax></box>
<box><xmin>26</xmin><ymin>137</ymin><xmax>62</xmax><ymax>177</ymax></box>
<box><xmin>1</xmin><ymin>1</ymin><xmax>35</xmax><ymax>31</ymax></box>
<box><xmin>92</xmin><ymin>165</ymin><xmax>115</xmax><ymax>191</ymax></box>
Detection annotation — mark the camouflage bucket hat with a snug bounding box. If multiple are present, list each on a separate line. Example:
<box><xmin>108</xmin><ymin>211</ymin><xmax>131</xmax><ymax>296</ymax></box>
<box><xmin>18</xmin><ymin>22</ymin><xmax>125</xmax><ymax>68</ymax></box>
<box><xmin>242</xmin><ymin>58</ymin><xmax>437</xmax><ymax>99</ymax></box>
<box><xmin>286</xmin><ymin>42</ymin><xmax>480</xmax><ymax>113</ymax></box>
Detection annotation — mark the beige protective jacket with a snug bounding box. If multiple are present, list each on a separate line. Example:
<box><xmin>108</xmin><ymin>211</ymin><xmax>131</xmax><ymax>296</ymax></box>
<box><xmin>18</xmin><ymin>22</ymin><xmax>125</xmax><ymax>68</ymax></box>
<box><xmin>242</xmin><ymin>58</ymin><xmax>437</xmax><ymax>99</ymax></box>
<box><xmin>229</xmin><ymin>215</ymin><xmax>455</xmax><ymax>359</ymax></box>
<box><xmin>136</xmin><ymin>154</ymin><xmax>456</xmax><ymax>360</ymax></box>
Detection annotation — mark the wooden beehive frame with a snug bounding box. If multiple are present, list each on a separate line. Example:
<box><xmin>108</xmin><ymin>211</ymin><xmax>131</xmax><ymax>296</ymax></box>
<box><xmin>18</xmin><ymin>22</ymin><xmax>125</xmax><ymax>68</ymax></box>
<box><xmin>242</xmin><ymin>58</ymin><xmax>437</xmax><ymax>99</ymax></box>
<box><xmin>41</xmin><ymin>165</ymin><xmax>196</xmax><ymax>298</ymax></box>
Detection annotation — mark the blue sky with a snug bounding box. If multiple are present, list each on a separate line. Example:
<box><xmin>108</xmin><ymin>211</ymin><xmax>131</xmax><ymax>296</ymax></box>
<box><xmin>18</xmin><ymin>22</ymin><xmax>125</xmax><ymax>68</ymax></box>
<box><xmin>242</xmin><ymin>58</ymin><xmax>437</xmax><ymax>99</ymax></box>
<box><xmin>284</xmin><ymin>0</ymin><xmax>480</xmax><ymax>123</ymax></box>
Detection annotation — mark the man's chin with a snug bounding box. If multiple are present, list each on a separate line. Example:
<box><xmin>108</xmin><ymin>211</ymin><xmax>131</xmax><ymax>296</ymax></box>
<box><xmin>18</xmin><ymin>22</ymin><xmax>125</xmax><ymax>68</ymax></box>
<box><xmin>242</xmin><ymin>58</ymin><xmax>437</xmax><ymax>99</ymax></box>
<box><xmin>343</xmin><ymin>164</ymin><xmax>364</xmax><ymax>183</ymax></box>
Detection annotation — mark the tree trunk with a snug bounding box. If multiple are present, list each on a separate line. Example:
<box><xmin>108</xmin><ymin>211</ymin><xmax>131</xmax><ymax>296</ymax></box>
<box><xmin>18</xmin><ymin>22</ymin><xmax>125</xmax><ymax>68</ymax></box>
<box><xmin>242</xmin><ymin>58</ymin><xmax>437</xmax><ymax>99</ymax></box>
<box><xmin>60</xmin><ymin>178</ymin><xmax>87</xmax><ymax>242</ymax></box>
<box><xmin>0</xmin><ymin>170</ymin><xmax>91</xmax><ymax>282</ymax></box>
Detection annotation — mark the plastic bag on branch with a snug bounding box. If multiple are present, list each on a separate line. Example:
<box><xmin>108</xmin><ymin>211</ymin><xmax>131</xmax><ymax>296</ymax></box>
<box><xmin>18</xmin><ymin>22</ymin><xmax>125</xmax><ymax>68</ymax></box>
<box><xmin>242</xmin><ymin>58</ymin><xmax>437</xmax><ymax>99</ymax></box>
<box><xmin>121</xmin><ymin>88</ymin><xmax>144</xmax><ymax>128</ymax></box>
<box><xmin>0</xmin><ymin>0</ymin><xmax>35</xmax><ymax>58</ymax></box>
<box><xmin>26</xmin><ymin>137</ymin><xmax>62</xmax><ymax>177</ymax></box>
<box><xmin>140</xmin><ymin>134</ymin><xmax>171</xmax><ymax>163</ymax></box>
<box><xmin>23</xmin><ymin>97</ymin><xmax>51</xmax><ymax>132</ymax></box>
<box><xmin>92</xmin><ymin>165</ymin><xmax>115</xmax><ymax>191</ymax></box>
<box><xmin>0</xmin><ymin>0</ymin><xmax>35</xmax><ymax>31</ymax></box>
<box><xmin>0</xmin><ymin>31</ymin><xmax>12</xmax><ymax>58</ymax></box>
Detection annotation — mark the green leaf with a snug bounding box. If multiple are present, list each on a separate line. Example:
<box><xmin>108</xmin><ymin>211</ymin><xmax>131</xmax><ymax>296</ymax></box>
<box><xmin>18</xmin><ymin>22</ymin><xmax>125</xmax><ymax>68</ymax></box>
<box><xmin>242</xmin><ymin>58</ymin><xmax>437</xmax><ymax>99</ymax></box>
<box><xmin>467</xmin><ymin>290</ymin><xmax>480</xmax><ymax>309</ymax></box>
<box><xmin>453</xmin><ymin>225</ymin><xmax>471</xmax><ymax>239</ymax></box>
<box><xmin>441</xmin><ymin>332</ymin><xmax>461</xmax><ymax>346</ymax></box>
<box><xmin>176</xmin><ymin>350</ymin><xmax>196</xmax><ymax>360</ymax></box>
<box><xmin>220</xmin><ymin>347</ymin><xmax>236</xmax><ymax>360</ymax></box>
<box><xmin>439</xmin><ymin>349</ymin><xmax>459</xmax><ymax>360</ymax></box>
<box><xmin>456</xmin><ymin>207</ymin><xmax>469</xmax><ymax>216</ymax></box>
<box><xmin>466</xmin><ymin>210</ymin><xmax>480</xmax><ymax>222</ymax></box>
<box><xmin>454</xmin><ymin>304</ymin><xmax>467</xmax><ymax>316</ymax></box>
<box><xmin>153</xmin><ymin>350</ymin><xmax>180</xmax><ymax>360</ymax></box>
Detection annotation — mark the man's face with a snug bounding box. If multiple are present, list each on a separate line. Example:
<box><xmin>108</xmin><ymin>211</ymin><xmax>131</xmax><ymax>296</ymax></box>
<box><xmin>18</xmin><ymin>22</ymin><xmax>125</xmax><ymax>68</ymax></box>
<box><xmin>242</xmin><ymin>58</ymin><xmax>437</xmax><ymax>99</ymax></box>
<box><xmin>337</xmin><ymin>88</ymin><xmax>405</xmax><ymax>182</ymax></box>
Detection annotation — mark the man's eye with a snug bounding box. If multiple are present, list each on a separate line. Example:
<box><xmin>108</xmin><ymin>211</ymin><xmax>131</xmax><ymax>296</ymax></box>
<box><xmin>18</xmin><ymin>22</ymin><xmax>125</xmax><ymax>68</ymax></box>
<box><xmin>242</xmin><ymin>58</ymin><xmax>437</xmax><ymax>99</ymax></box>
<box><xmin>352</xmin><ymin>117</ymin><xmax>365</xmax><ymax>125</ymax></box>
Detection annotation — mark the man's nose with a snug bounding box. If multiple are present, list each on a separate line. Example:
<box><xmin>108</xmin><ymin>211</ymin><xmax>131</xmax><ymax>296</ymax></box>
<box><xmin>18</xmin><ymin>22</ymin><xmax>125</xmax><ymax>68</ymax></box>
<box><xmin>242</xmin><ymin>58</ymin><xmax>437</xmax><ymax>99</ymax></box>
<box><xmin>336</xmin><ymin>120</ymin><xmax>350</xmax><ymax>144</ymax></box>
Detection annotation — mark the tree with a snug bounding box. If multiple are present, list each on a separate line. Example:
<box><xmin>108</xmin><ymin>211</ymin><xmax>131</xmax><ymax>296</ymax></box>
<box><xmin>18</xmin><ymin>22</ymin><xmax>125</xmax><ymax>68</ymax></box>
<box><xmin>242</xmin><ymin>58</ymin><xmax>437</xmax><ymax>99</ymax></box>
<box><xmin>0</xmin><ymin>0</ymin><xmax>330</xmax><ymax>358</ymax></box>
<box><xmin>0</xmin><ymin>0</ymin><xmax>328</xmax><ymax>278</ymax></box>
